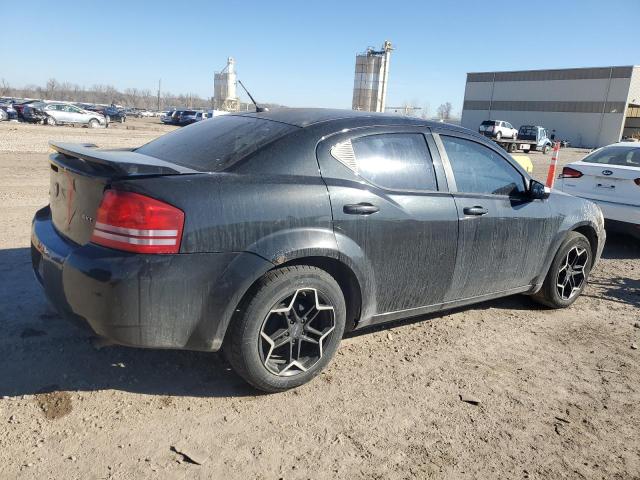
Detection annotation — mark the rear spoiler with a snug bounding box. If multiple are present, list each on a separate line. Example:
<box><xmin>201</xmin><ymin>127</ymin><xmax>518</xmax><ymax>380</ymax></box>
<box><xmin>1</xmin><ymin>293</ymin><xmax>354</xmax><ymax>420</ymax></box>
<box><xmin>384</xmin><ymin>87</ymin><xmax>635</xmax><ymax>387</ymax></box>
<box><xmin>49</xmin><ymin>142</ymin><xmax>199</xmax><ymax>176</ymax></box>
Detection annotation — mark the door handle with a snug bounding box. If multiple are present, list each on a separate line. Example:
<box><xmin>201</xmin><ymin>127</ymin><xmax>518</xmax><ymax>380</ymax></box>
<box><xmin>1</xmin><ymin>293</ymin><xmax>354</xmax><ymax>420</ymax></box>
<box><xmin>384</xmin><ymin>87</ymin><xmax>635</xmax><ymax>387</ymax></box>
<box><xmin>343</xmin><ymin>203</ymin><xmax>380</xmax><ymax>215</ymax></box>
<box><xmin>463</xmin><ymin>205</ymin><xmax>488</xmax><ymax>216</ymax></box>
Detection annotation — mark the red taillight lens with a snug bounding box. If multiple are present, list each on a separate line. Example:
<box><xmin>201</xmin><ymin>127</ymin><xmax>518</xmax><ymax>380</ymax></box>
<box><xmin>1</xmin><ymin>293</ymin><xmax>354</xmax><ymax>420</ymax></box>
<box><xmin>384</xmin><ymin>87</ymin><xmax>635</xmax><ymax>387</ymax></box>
<box><xmin>561</xmin><ymin>167</ymin><xmax>583</xmax><ymax>178</ymax></box>
<box><xmin>90</xmin><ymin>190</ymin><xmax>184</xmax><ymax>254</ymax></box>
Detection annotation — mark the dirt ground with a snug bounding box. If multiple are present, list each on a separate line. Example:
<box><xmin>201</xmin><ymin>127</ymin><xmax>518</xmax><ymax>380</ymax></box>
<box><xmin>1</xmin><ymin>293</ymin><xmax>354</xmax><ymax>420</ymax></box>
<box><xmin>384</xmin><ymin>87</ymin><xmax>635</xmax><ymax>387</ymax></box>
<box><xmin>1</xmin><ymin>118</ymin><xmax>638</xmax><ymax>479</ymax></box>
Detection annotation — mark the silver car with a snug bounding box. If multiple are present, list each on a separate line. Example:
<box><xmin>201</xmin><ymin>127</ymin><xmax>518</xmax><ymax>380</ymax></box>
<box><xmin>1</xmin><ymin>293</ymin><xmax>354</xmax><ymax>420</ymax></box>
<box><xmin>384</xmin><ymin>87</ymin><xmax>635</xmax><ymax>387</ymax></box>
<box><xmin>43</xmin><ymin>103</ymin><xmax>107</xmax><ymax>128</ymax></box>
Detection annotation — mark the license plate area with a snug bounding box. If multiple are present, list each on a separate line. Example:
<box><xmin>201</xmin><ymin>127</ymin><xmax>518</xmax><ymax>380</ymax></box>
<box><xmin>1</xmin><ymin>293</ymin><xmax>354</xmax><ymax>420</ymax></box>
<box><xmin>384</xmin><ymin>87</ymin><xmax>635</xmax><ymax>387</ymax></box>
<box><xmin>595</xmin><ymin>176</ymin><xmax>618</xmax><ymax>190</ymax></box>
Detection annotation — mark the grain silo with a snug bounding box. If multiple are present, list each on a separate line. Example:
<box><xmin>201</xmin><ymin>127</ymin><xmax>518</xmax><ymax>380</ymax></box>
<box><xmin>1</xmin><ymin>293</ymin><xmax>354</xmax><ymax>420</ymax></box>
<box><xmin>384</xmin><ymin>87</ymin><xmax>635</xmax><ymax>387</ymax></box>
<box><xmin>352</xmin><ymin>41</ymin><xmax>392</xmax><ymax>112</ymax></box>
<box><xmin>214</xmin><ymin>57</ymin><xmax>240</xmax><ymax>111</ymax></box>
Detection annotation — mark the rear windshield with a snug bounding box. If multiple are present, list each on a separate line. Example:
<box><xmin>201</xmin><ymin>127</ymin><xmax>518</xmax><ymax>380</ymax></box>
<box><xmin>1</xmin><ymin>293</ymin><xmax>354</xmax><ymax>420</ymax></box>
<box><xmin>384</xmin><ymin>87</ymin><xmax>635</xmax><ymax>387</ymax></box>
<box><xmin>582</xmin><ymin>146</ymin><xmax>640</xmax><ymax>167</ymax></box>
<box><xmin>481</xmin><ymin>120</ymin><xmax>497</xmax><ymax>126</ymax></box>
<box><xmin>137</xmin><ymin>115</ymin><xmax>297</xmax><ymax>171</ymax></box>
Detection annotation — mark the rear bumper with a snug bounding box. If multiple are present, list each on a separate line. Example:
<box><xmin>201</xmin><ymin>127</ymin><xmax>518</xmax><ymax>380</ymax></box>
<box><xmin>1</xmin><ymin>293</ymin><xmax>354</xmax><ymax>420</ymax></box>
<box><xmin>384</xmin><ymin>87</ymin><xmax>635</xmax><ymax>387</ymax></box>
<box><xmin>571</xmin><ymin>196</ymin><xmax>640</xmax><ymax>225</ymax></box>
<box><xmin>31</xmin><ymin>206</ymin><xmax>269</xmax><ymax>351</ymax></box>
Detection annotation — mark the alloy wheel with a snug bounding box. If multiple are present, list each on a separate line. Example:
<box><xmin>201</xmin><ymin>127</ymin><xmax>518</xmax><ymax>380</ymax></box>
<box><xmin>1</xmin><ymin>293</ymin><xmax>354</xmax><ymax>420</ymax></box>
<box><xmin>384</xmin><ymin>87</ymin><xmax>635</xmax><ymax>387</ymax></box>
<box><xmin>259</xmin><ymin>288</ymin><xmax>335</xmax><ymax>376</ymax></box>
<box><xmin>556</xmin><ymin>246</ymin><xmax>589</xmax><ymax>300</ymax></box>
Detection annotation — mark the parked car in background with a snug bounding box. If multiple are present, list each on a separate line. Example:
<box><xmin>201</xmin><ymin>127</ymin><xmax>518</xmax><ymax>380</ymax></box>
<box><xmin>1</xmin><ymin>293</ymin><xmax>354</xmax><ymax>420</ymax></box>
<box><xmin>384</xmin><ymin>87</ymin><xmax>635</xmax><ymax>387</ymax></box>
<box><xmin>83</xmin><ymin>105</ymin><xmax>126</xmax><ymax>124</ymax></box>
<box><xmin>0</xmin><ymin>103</ymin><xmax>18</xmax><ymax>121</ymax></box>
<box><xmin>160</xmin><ymin>109</ymin><xmax>200</xmax><ymax>126</ymax></box>
<box><xmin>178</xmin><ymin>110</ymin><xmax>204</xmax><ymax>125</ymax></box>
<box><xmin>517</xmin><ymin>125</ymin><xmax>553</xmax><ymax>153</ymax></box>
<box><xmin>14</xmin><ymin>99</ymin><xmax>41</xmax><ymax>120</ymax></box>
<box><xmin>479</xmin><ymin>120</ymin><xmax>518</xmax><ymax>140</ymax></box>
<box><xmin>161</xmin><ymin>110</ymin><xmax>177</xmax><ymax>124</ymax></box>
<box><xmin>31</xmin><ymin>109</ymin><xmax>605</xmax><ymax>392</ymax></box>
<box><xmin>25</xmin><ymin>102</ymin><xmax>106</xmax><ymax>127</ymax></box>
<box><xmin>102</xmin><ymin>105</ymin><xmax>126</xmax><ymax>123</ymax></box>
<box><xmin>21</xmin><ymin>102</ymin><xmax>49</xmax><ymax>123</ymax></box>
<box><xmin>559</xmin><ymin>142</ymin><xmax>640</xmax><ymax>238</ymax></box>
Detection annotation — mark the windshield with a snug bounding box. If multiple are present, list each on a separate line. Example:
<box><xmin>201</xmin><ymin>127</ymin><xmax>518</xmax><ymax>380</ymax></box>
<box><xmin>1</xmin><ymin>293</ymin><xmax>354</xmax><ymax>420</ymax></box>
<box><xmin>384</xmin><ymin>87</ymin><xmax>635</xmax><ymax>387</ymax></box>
<box><xmin>582</xmin><ymin>146</ymin><xmax>640</xmax><ymax>167</ymax></box>
<box><xmin>137</xmin><ymin>115</ymin><xmax>297</xmax><ymax>171</ymax></box>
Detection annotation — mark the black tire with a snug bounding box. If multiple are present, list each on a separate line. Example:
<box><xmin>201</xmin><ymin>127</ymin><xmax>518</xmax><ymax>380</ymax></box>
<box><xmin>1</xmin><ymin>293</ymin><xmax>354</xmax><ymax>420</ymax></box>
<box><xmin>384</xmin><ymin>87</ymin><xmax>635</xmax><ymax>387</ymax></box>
<box><xmin>542</xmin><ymin>144</ymin><xmax>551</xmax><ymax>154</ymax></box>
<box><xmin>532</xmin><ymin>232</ymin><xmax>592</xmax><ymax>308</ymax></box>
<box><xmin>508</xmin><ymin>142</ymin><xmax>517</xmax><ymax>153</ymax></box>
<box><xmin>225</xmin><ymin>265</ymin><xmax>346</xmax><ymax>392</ymax></box>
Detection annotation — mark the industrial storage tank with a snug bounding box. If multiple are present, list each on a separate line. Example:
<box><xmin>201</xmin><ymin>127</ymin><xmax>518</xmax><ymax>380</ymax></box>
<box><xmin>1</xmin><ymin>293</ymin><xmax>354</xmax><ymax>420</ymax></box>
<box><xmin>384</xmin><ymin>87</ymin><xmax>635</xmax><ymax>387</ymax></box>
<box><xmin>352</xmin><ymin>41</ymin><xmax>392</xmax><ymax>112</ymax></box>
<box><xmin>214</xmin><ymin>57</ymin><xmax>239</xmax><ymax>111</ymax></box>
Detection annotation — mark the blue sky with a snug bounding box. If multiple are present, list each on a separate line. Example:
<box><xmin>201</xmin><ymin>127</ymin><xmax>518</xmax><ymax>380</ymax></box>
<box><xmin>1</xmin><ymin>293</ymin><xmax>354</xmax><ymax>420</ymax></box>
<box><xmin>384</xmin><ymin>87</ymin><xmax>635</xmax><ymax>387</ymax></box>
<box><xmin>2</xmin><ymin>0</ymin><xmax>637</xmax><ymax>115</ymax></box>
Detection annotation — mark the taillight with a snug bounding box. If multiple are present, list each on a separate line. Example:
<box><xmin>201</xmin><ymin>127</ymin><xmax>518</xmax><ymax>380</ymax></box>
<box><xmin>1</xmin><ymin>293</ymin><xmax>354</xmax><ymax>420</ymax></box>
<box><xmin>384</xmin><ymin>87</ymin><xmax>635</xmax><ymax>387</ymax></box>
<box><xmin>90</xmin><ymin>190</ymin><xmax>184</xmax><ymax>254</ymax></box>
<box><xmin>561</xmin><ymin>167</ymin><xmax>583</xmax><ymax>178</ymax></box>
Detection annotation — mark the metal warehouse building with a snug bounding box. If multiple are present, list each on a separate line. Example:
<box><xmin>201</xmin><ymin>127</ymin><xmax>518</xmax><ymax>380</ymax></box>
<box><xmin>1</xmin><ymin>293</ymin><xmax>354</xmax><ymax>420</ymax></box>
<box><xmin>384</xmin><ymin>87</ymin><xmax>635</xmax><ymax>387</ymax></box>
<box><xmin>461</xmin><ymin>66</ymin><xmax>640</xmax><ymax>148</ymax></box>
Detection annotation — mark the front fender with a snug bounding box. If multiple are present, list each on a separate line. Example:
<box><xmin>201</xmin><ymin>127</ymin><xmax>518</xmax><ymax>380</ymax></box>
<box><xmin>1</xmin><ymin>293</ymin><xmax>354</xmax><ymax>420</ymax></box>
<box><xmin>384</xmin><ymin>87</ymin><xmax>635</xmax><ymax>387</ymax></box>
<box><xmin>531</xmin><ymin>194</ymin><xmax>605</xmax><ymax>292</ymax></box>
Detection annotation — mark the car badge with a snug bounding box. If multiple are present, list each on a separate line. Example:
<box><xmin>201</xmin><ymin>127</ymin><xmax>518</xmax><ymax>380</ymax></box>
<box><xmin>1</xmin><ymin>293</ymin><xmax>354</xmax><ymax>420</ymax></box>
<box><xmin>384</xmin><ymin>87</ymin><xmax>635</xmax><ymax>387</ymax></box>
<box><xmin>602</xmin><ymin>170</ymin><xmax>613</xmax><ymax>176</ymax></box>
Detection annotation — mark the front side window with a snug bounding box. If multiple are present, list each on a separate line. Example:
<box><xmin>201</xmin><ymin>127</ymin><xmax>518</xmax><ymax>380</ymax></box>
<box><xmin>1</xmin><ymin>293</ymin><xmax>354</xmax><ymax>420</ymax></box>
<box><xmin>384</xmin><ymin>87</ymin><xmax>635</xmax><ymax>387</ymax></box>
<box><xmin>332</xmin><ymin>133</ymin><xmax>437</xmax><ymax>191</ymax></box>
<box><xmin>441</xmin><ymin>135</ymin><xmax>525</xmax><ymax>196</ymax></box>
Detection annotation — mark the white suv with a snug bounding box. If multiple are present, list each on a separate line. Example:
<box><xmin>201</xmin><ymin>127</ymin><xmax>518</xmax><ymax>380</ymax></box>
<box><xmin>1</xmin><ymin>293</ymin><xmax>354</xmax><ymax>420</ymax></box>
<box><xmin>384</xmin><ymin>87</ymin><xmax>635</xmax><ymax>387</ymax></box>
<box><xmin>479</xmin><ymin>120</ymin><xmax>518</xmax><ymax>140</ymax></box>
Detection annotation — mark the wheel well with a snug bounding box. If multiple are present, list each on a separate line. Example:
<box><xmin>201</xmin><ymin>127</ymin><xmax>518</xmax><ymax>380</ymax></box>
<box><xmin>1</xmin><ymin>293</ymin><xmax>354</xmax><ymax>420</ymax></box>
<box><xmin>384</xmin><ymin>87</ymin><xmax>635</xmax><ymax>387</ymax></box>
<box><xmin>572</xmin><ymin>225</ymin><xmax>598</xmax><ymax>260</ymax></box>
<box><xmin>277</xmin><ymin>257</ymin><xmax>362</xmax><ymax>333</ymax></box>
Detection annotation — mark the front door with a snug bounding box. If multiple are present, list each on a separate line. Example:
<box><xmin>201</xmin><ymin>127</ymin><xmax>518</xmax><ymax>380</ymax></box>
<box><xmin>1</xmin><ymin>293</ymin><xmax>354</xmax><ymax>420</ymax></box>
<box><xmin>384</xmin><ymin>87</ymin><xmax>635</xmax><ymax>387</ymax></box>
<box><xmin>317</xmin><ymin>127</ymin><xmax>459</xmax><ymax>324</ymax></box>
<box><xmin>435</xmin><ymin>132</ymin><xmax>555</xmax><ymax>301</ymax></box>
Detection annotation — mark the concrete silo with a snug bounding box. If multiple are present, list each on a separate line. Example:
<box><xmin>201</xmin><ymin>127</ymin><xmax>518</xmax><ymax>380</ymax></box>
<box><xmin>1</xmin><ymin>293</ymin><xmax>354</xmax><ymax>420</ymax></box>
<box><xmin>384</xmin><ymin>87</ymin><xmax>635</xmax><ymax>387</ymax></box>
<box><xmin>352</xmin><ymin>41</ymin><xmax>392</xmax><ymax>112</ymax></box>
<box><xmin>214</xmin><ymin>57</ymin><xmax>240</xmax><ymax>111</ymax></box>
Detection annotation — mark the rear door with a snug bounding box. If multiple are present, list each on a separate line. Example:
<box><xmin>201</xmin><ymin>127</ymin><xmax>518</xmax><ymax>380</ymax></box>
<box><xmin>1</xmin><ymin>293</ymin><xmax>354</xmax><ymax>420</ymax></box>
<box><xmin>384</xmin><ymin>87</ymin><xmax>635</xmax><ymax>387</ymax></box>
<box><xmin>435</xmin><ymin>131</ymin><xmax>554</xmax><ymax>300</ymax></box>
<box><xmin>317</xmin><ymin>126</ymin><xmax>459</xmax><ymax>322</ymax></box>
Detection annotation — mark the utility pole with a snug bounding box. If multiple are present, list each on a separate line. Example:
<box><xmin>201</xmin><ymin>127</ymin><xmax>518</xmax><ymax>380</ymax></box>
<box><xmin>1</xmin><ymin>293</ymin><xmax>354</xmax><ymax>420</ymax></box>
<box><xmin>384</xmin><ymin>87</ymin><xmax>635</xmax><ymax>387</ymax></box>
<box><xmin>157</xmin><ymin>79</ymin><xmax>161</xmax><ymax>111</ymax></box>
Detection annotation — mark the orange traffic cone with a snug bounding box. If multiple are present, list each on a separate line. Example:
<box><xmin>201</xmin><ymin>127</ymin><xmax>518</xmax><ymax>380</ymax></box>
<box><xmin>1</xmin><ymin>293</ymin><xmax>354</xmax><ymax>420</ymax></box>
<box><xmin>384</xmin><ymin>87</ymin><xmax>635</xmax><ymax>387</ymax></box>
<box><xmin>545</xmin><ymin>142</ymin><xmax>561</xmax><ymax>188</ymax></box>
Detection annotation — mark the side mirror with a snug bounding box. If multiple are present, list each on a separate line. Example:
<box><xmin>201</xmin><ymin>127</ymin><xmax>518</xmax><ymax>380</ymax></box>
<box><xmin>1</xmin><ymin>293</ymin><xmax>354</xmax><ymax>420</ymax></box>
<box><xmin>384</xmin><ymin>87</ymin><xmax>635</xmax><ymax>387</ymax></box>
<box><xmin>529</xmin><ymin>179</ymin><xmax>550</xmax><ymax>200</ymax></box>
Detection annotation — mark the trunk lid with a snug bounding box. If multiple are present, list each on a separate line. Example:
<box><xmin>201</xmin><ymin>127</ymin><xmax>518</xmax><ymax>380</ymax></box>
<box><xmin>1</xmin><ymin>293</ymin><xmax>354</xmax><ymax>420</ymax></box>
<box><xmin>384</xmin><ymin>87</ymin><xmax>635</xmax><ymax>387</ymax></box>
<box><xmin>48</xmin><ymin>142</ymin><xmax>197</xmax><ymax>245</ymax></box>
<box><xmin>562</xmin><ymin>161</ymin><xmax>640</xmax><ymax>206</ymax></box>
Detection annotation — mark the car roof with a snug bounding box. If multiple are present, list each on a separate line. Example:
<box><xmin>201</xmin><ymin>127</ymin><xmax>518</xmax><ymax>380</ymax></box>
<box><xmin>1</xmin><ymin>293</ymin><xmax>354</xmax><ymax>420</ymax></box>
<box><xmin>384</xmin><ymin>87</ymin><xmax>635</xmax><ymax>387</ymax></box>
<box><xmin>231</xmin><ymin>108</ymin><xmax>444</xmax><ymax>128</ymax></box>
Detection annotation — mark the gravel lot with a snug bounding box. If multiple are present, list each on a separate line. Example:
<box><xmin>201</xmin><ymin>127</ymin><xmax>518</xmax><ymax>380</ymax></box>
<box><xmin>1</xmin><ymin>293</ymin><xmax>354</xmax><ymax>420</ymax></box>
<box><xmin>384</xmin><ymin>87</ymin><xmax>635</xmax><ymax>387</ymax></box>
<box><xmin>1</xmin><ymin>118</ymin><xmax>638</xmax><ymax>479</ymax></box>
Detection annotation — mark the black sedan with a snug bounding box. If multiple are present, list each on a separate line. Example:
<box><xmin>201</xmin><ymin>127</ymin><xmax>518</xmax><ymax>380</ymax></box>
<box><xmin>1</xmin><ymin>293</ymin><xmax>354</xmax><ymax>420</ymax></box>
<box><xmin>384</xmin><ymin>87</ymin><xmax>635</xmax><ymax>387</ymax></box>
<box><xmin>31</xmin><ymin>109</ymin><xmax>605</xmax><ymax>392</ymax></box>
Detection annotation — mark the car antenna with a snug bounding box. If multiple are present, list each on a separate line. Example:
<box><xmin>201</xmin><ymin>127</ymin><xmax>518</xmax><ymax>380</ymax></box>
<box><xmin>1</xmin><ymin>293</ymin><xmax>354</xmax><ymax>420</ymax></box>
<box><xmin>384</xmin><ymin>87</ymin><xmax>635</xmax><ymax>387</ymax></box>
<box><xmin>237</xmin><ymin>80</ymin><xmax>268</xmax><ymax>113</ymax></box>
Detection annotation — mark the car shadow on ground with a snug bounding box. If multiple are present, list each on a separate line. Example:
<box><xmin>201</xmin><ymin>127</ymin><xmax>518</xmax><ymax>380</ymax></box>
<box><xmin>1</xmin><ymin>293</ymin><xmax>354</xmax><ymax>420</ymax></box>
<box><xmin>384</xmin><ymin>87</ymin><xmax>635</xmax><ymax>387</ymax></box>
<box><xmin>2</xmin><ymin>231</ymin><xmax>637</xmax><ymax>398</ymax></box>
<box><xmin>0</xmin><ymin>247</ymin><xmax>256</xmax><ymax>399</ymax></box>
<box><xmin>584</xmin><ymin>232</ymin><xmax>640</xmax><ymax>308</ymax></box>
<box><xmin>349</xmin><ymin>231</ymin><xmax>640</xmax><ymax>338</ymax></box>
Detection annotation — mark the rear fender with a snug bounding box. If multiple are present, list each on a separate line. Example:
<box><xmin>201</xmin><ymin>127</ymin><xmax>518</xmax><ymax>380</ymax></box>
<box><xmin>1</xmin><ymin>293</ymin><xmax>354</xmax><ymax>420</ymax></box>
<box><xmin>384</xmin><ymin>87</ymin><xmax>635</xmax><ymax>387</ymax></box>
<box><xmin>247</xmin><ymin>228</ymin><xmax>376</xmax><ymax>321</ymax></box>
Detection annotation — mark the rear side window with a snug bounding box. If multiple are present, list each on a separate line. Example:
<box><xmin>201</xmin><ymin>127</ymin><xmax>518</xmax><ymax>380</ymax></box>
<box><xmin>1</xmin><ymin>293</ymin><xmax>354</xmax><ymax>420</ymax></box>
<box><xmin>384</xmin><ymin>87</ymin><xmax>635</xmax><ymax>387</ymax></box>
<box><xmin>332</xmin><ymin>133</ymin><xmax>437</xmax><ymax>191</ymax></box>
<box><xmin>582</xmin><ymin>146</ymin><xmax>640</xmax><ymax>167</ymax></box>
<box><xmin>441</xmin><ymin>135</ymin><xmax>525</xmax><ymax>196</ymax></box>
<box><xmin>137</xmin><ymin>115</ymin><xmax>297</xmax><ymax>171</ymax></box>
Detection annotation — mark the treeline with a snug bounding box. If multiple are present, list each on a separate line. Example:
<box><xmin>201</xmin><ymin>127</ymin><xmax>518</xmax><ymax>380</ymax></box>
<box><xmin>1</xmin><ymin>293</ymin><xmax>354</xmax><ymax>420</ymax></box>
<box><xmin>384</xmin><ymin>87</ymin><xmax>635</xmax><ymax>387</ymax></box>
<box><xmin>0</xmin><ymin>78</ymin><xmax>212</xmax><ymax>110</ymax></box>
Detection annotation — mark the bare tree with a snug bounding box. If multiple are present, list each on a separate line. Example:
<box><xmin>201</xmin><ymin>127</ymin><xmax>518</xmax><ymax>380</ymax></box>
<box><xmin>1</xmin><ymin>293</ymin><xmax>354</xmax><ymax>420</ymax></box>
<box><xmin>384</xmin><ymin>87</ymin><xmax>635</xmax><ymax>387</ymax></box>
<box><xmin>4</xmin><ymin>78</ymin><xmax>214</xmax><ymax>109</ymax></box>
<box><xmin>0</xmin><ymin>78</ymin><xmax>10</xmax><ymax>96</ymax></box>
<box><xmin>437</xmin><ymin>102</ymin><xmax>452</xmax><ymax>121</ymax></box>
<box><xmin>420</xmin><ymin>103</ymin><xmax>430</xmax><ymax>120</ymax></box>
